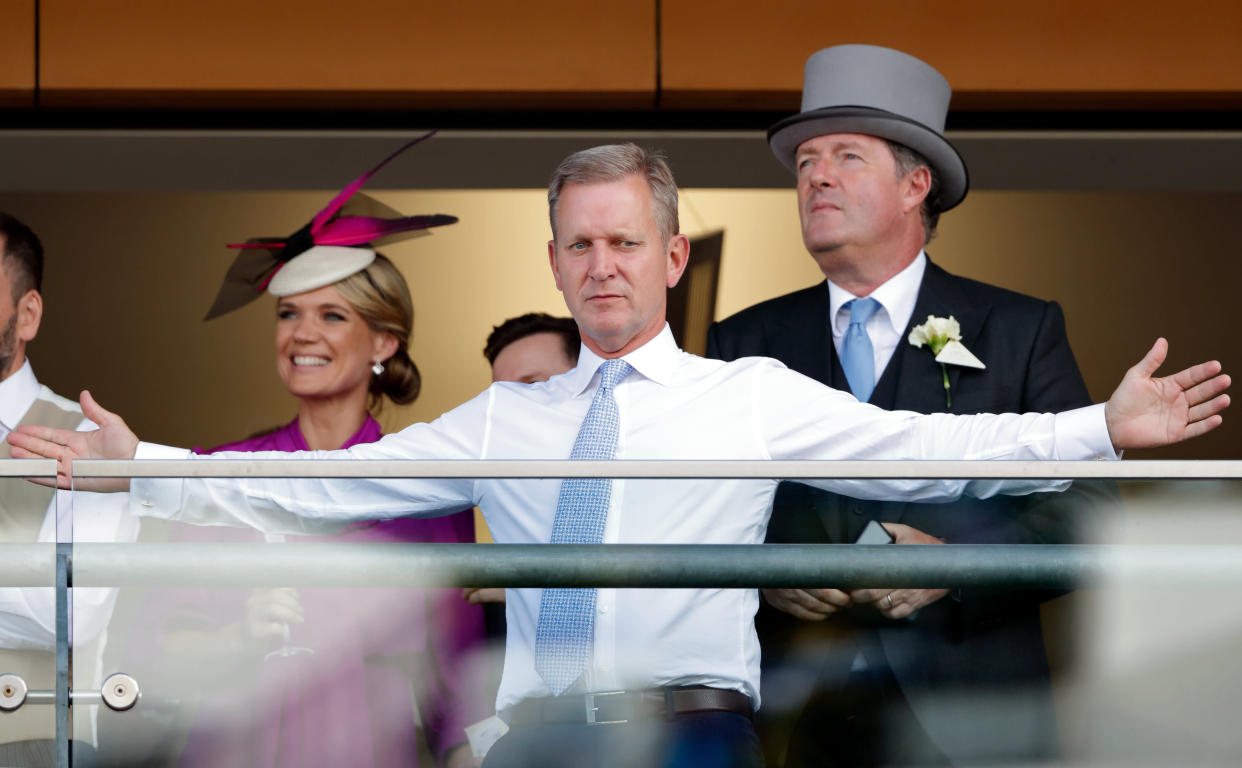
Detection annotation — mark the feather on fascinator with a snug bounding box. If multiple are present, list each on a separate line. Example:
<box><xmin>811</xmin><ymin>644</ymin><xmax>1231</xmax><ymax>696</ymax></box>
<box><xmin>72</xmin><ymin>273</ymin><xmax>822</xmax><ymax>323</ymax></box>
<box><xmin>204</xmin><ymin>131</ymin><xmax>457</xmax><ymax>320</ymax></box>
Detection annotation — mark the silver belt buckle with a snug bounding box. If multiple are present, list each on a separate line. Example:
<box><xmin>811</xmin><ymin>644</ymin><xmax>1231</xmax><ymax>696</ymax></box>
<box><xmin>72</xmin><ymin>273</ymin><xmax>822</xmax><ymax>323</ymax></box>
<box><xmin>585</xmin><ymin>690</ymin><xmax>628</xmax><ymax>725</ymax></box>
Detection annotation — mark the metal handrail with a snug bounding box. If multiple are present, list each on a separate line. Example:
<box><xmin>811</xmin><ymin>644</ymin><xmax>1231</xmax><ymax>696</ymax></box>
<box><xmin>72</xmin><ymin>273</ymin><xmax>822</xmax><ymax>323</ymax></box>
<box><xmin>0</xmin><ymin>458</ymin><xmax>57</xmax><ymax>477</ymax></box>
<box><xmin>65</xmin><ymin>457</ymin><xmax>1242</xmax><ymax>479</ymax></box>
<box><xmin>0</xmin><ymin>543</ymin><xmax>54</xmax><ymax>586</ymax></box>
<box><xmin>5</xmin><ymin>542</ymin><xmax>1242</xmax><ymax>589</ymax></box>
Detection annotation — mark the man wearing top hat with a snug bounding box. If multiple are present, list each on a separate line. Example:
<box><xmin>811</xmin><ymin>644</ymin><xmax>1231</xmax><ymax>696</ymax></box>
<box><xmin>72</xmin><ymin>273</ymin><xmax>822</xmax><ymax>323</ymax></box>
<box><xmin>708</xmin><ymin>45</ymin><xmax>1111</xmax><ymax>766</ymax></box>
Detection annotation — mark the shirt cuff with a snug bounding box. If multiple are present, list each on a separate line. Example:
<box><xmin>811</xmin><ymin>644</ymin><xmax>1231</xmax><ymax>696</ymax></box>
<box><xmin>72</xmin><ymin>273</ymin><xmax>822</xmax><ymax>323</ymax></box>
<box><xmin>1052</xmin><ymin>404</ymin><xmax>1118</xmax><ymax>461</ymax></box>
<box><xmin>129</xmin><ymin>442</ymin><xmax>192</xmax><ymax>519</ymax></box>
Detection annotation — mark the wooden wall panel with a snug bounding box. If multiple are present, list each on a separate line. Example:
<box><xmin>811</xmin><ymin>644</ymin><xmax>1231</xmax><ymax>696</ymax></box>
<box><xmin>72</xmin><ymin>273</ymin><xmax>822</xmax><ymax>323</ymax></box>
<box><xmin>661</xmin><ymin>0</ymin><xmax>1242</xmax><ymax>110</ymax></box>
<box><xmin>39</xmin><ymin>0</ymin><xmax>656</xmax><ymax>108</ymax></box>
<box><xmin>0</xmin><ymin>1</ymin><xmax>36</xmax><ymax>107</ymax></box>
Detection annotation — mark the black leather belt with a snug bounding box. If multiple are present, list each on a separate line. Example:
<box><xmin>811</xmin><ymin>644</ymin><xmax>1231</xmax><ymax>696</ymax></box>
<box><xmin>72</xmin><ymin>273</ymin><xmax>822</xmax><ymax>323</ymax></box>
<box><xmin>509</xmin><ymin>686</ymin><xmax>753</xmax><ymax>727</ymax></box>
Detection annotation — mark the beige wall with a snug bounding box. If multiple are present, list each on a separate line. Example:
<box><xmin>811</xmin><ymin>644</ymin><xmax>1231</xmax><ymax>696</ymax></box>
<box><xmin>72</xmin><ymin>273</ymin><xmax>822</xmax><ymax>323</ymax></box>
<box><xmin>3</xmin><ymin>188</ymin><xmax>1239</xmax><ymax>458</ymax></box>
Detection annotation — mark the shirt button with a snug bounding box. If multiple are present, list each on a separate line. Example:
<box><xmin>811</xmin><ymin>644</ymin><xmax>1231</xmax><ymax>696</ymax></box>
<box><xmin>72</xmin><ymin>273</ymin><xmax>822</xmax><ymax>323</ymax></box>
<box><xmin>599</xmin><ymin>605</ymin><xmax>608</xmax><ymax>614</ymax></box>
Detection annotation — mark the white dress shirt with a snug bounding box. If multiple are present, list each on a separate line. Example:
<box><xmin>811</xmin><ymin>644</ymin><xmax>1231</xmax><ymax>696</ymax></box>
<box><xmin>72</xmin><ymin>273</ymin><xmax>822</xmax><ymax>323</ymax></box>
<box><xmin>0</xmin><ymin>359</ymin><xmax>139</xmax><ymax>650</ymax></box>
<box><xmin>827</xmin><ymin>250</ymin><xmax>927</xmax><ymax>379</ymax></box>
<box><xmin>130</xmin><ymin>326</ymin><xmax>1115</xmax><ymax>714</ymax></box>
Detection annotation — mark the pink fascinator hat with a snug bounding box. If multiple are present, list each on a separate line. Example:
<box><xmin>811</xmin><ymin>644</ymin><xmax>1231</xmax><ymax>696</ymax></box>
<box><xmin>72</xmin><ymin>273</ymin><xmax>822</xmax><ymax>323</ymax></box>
<box><xmin>204</xmin><ymin>131</ymin><xmax>456</xmax><ymax>320</ymax></box>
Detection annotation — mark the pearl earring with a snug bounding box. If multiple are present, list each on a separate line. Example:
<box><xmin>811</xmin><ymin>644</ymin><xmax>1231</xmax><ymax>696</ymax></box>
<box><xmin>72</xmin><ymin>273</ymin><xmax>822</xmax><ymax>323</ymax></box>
<box><xmin>371</xmin><ymin>361</ymin><xmax>384</xmax><ymax>376</ymax></box>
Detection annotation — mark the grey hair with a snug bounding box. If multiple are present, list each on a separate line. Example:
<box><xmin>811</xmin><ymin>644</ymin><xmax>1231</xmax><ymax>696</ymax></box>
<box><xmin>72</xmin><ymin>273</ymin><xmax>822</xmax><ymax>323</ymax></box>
<box><xmin>885</xmin><ymin>140</ymin><xmax>942</xmax><ymax>245</ymax></box>
<box><xmin>547</xmin><ymin>143</ymin><xmax>679</xmax><ymax>244</ymax></box>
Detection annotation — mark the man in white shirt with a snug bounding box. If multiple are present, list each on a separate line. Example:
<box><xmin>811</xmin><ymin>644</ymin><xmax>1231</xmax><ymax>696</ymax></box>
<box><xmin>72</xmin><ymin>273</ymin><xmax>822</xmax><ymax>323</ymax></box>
<box><xmin>9</xmin><ymin>145</ymin><xmax>1229</xmax><ymax>768</ymax></box>
<box><xmin>0</xmin><ymin>212</ymin><xmax>138</xmax><ymax>766</ymax></box>
<box><xmin>706</xmin><ymin>45</ymin><xmax>1118</xmax><ymax>766</ymax></box>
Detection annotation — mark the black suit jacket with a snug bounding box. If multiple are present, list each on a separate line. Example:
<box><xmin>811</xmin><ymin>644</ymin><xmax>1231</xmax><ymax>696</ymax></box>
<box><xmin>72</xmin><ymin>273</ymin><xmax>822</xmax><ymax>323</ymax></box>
<box><xmin>707</xmin><ymin>259</ymin><xmax>1112</xmax><ymax>763</ymax></box>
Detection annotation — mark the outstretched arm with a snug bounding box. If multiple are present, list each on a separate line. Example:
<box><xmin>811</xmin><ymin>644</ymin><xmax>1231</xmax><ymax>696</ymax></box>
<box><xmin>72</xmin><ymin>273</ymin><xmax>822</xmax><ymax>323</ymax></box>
<box><xmin>1105</xmin><ymin>338</ymin><xmax>1230</xmax><ymax>451</ymax></box>
<box><xmin>9</xmin><ymin>388</ymin><xmax>485</xmax><ymax>533</ymax></box>
<box><xmin>757</xmin><ymin>338</ymin><xmax>1229</xmax><ymax>503</ymax></box>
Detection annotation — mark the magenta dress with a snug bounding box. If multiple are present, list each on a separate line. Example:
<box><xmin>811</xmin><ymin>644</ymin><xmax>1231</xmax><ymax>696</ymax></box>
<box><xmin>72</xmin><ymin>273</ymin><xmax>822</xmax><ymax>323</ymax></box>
<box><xmin>165</xmin><ymin>416</ymin><xmax>487</xmax><ymax>767</ymax></box>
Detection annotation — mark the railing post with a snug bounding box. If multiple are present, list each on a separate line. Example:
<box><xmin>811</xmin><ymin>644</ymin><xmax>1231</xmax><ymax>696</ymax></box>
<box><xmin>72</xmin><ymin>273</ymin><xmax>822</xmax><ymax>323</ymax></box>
<box><xmin>55</xmin><ymin>542</ymin><xmax>69</xmax><ymax>768</ymax></box>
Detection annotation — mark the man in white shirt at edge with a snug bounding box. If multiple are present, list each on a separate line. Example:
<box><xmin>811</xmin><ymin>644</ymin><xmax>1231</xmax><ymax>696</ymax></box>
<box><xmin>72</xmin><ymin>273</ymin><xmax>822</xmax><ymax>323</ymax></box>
<box><xmin>9</xmin><ymin>144</ymin><xmax>1231</xmax><ymax>768</ymax></box>
<box><xmin>0</xmin><ymin>212</ymin><xmax>138</xmax><ymax>765</ymax></box>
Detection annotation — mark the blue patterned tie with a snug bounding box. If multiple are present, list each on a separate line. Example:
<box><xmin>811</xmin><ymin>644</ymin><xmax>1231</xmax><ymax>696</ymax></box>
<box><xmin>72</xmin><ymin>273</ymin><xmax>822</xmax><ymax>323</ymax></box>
<box><xmin>535</xmin><ymin>358</ymin><xmax>634</xmax><ymax>694</ymax></box>
<box><xmin>841</xmin><ymin>297</ymin><xmax>881</xmax><ymax>402</ymax></box>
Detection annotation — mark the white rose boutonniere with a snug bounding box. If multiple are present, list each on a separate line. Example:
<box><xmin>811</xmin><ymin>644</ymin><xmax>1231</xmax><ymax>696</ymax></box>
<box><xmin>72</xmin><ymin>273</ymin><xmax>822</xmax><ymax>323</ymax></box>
<box><xmin>908</xmin><ymin>315</ymin><xmax>985</xmax><ymax>408</ymax></box>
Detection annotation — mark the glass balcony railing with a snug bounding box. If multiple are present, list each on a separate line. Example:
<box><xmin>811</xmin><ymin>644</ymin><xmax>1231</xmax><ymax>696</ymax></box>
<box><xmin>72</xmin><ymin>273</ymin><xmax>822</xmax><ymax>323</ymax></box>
<box><xmin>1</xmin><ymin>458</ymin><xmax>64</xmax><ymax>766</ymax></box>
<box><xmin>4</xmin><ymin>459</ymin><xmax>1242</xmax><ymax>766</ymax></box>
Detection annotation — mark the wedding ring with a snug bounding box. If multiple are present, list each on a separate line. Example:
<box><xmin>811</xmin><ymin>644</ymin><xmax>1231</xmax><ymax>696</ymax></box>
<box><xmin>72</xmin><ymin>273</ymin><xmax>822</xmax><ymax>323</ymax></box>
<box><xmin>885</xmin><ymin>593</ymin><xmax>895</xmax><ymax>609</ymax></box>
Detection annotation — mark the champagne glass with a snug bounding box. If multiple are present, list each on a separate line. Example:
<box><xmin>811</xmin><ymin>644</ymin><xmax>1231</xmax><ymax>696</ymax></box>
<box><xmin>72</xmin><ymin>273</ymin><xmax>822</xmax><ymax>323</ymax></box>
<box><xmin>262</xmin><ymin>533</ymin><xmax>314</xmax><ymax>659</ymax></box>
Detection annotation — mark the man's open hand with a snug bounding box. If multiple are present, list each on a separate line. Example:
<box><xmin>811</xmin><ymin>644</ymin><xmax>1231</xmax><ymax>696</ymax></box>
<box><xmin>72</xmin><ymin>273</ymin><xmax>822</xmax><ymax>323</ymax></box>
<box><xmin>1105</xmin><ymin>339</ymin><xmax>1230</xmax><ymax>451</ymax></box>
<box><xmin>6</xmin><ymin>390</ymin><xmax>138</xmax><ymax>492</ymax></box>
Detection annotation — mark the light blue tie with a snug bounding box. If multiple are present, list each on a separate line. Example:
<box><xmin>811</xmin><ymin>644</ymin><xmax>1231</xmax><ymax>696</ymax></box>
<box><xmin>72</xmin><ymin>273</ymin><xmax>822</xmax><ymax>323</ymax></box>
<box><xmin>535</xmin><ymin>358</ymin><xmax>633</xmax><ymax>694</ymax></box>
<box><xmin>841</xmin><ymin>297</ymin><xmax>881</xmax><ymax>402</ymax></box>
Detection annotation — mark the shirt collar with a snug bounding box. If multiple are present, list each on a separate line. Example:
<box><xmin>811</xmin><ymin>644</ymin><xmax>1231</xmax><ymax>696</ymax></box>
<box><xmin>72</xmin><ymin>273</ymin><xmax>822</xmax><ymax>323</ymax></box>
<box><xmin>0</xmin><ymin>358</ymin><xmax>40</xmax><ymax>433</ymax></box>
<box><xmin>826</xmin><ymin>251</ymin><xmax>926</xmax><ymax>337</ymax></box>
<box><xmin>565</xmin><ymin>323</ymin><xmax>681</xmax><ymax>396</ymax></box>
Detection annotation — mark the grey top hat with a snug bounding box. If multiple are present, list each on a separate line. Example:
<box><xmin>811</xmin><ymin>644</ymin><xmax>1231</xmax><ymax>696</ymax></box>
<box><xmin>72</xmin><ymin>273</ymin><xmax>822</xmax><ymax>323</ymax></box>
<box><xmin>768</xmin><ymin>44</ymin><xmax>968</xmax><ymax>211</ymax></box>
